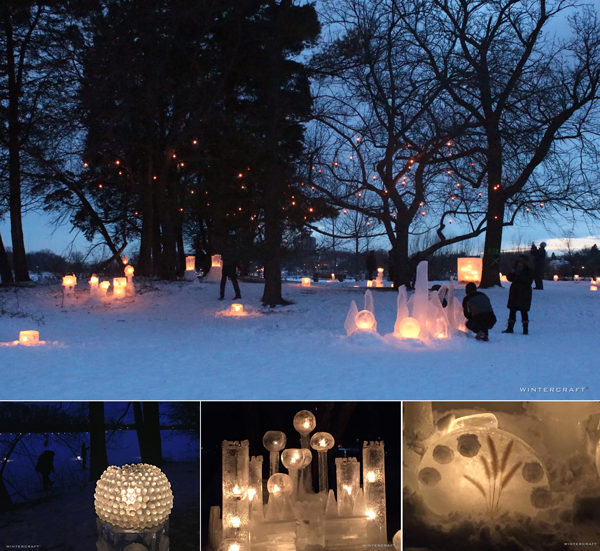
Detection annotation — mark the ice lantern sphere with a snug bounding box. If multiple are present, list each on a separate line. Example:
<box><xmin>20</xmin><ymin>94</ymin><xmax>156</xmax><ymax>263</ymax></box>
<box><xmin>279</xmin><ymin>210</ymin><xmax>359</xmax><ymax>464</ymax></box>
<box><xmin>457</xmin><ymin>258</ymin><xmax>482</xmax><ymax>284</ymax></box>
<box><xmin>267</xmin><ymin>473</ymin><xmax>294</xmax><ymax>495</ymax></box>
<box><xmin>263</xmin><ymin>431</ymin><xmax>286</xmax><ymax>476</ymax></box>
<box><xmin>293</xmin><ymin>410</ymin><xmax>316</xmax><ymax>436</ymax></box>
<box><xmin>355</xmin><ymin>310</ymin><xmax>375</xmax><ymax>330</ymax></box>
<box><xmin>398</xmin><ymin>317</ymin><xmax>420</xmax><ymax>339</ymax></box>
<box><xmin>311</xmin><ymin>432</ymin><xmax>334</xmax><ymax>493</ymax></box>
<box><xmin>94</xmin><ymin>464</ymin><xmax>173</xmax><ymax>530</ymax></box>
<box><xmin>417</xmin><ymin>415</ymin><xmax>550</xmax><ymax>517</ymax></box>
<box><xmin>19</xmin><ymin>330</ymin><xmax>39</xmax><ymax>344</ymax></box>
<box><xmin>554</xmin><ymin>275</ymin><xmax>559</xmax><ymax>281</ymax></box>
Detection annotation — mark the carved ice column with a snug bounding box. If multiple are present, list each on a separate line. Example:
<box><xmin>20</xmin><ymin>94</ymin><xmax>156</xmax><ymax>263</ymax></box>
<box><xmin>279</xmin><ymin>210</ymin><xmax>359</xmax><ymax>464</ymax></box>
<box><xmin>335</xmin><ymin>457</ymin><xmax>360</xmax><ymax>516</ymax></box>
<box><xmin>248</xmin><ymin>456</ymin><xmax>263</xmax><ymax>509</ymax></box>
<box><xmin>222</xmin><ymin>440</ymin><xmax>250</xmax><ymax>545</ymax></box>
<box><xmin>363</xmin><ymin>440</ymin><xmax>386</xmax><ymax>544</ymax></box>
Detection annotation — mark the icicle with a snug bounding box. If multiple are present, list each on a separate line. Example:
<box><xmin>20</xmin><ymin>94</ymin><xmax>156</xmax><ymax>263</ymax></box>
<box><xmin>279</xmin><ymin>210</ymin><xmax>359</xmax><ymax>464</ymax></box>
<box><xmin>393</xmin><ymin>286</ymin><xmax>409</xmax><ymax>335</ymax></box>
<box><xmin>325</xmin><ymin>489</ymin><xmax>338</xmax><ymax>518</ymax></box>
<box><xmin>339</xmin><ymin>488</ymin><xmax>353</xmax><ymax>516</ymax></box>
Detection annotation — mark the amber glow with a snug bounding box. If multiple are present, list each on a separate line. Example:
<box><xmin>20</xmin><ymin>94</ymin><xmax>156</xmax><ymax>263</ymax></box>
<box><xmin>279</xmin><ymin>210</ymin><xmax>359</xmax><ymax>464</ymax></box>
<box><xmin>231</xmin><ymin>304</ymin><xmax>244</xmax><ymax>315</ymax></box>
<box><xmin>301</xmin><ymin>277</ymin><xmax>311</xmax><ymax>287</ymax></box>
<box><xmin>591</xmin><ymin>286</ymin><xmax>597</xmax><ymax>291</ymax></box>
<box><xmin>397</xmin><ymin>317</ymin><xmax>421</xmax><ymax>339</ymax></box>
<box><xmin>89</xmin><ymin>276</ymin><xmax>99</xmax><ymax>286</ymax></box>
<box><xmin>62</xmin><ymin>275</ymin><xmax>76</xmax><ymax>287</ymax></box>
<box><xmin>19</xmin><ymin>331</ymin><xmax>39</xmax><ymax>345</ymax></box>
<box><xmin>355</xmin><ymin>310</ymin><xmax>376</xmax><ymax>330</ymax></box>
<box><xmin>124</xmin><ymin>265</ymin><xmax>134</xmax><ymax>276</ymax></box>
<box><xmin>554</xmin><ymin>275</ymin><xmax>559</xmax><ymax>281</ymax></box>
<box><xmin>212</xmin><ymin>255</ymin><xmax>222</xmax><ymax>268</ymax></box>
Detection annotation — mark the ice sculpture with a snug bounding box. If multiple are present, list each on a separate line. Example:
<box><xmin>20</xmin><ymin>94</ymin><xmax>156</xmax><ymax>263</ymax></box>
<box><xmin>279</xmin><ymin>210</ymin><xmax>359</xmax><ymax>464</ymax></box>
<box><xmin>89</xmin><ymin>275</ymin><xmax>100</xmax><ymax>300</ymax></box>
<box><xmin>113</xmin><ymin>277</ymin><xmax>127</xmax><ymax>298</ymax></box>
<box><xmin>18</xmin><ymin>330</ymin><xmax>40</xmax><ymax>345</ymax></box>
<box><xmin>99</xmin><ymin>280</ymin><xmax>110</xmax><ymax>301</ymax></box>
<box><xmin>263</xmin><ymin>431</ymin><xmax>286</xmax><ymax>476</ymax></box>
<box><xmin>294</xmin><ymin>410</ymin><xmax>315</xmax><ymax>494</ymax></box>
<box><xmin>345</xmin><ymin>290</ymin><xmax>377</xmax><ymax>335</ymax></box>
<box><xmin>311</xmin><ymin>432</ymin><xmax>335</xmax><ymax>493</ymax></box>
<box><xmin>62</xmin><ymin>274</ymin><xmax>77</xmax><ymax>302</ymax></box>
<box><xmin>363</xmin><ymin>441</ymin><xmax>387</xmax><ymax>544</ymax></box>
<box><xmin>94</xmin><ymin>464</ymin><xmax>173</xmax><ymax>530</ymax></box>
<box><xmin>206</xmin><ymin>254</ymin><xmax>223</xmax><ymax>282</ymax></box>
<box><xmin>282</xmin><ymin>448</ymin><xmax>309</xmax><ymax>502</ymax></box>
<box><xmin>124</xmin><ymin>265</ymin><xmax>135</xmax><ymax>296</ymax></box>
<box><xmin>397</xmin><ymin>317</ymin><xmax>420</xmax><ymax>339</ymax></box>
<box><xmin>457</xmin><ymin>258</ymin><xmax>482</xmax><ymax>283</ymax></box>
<box><xmin>416</xmin><ymin>414</ymin><xmax>550</xmax><ymax>516</ymax></box>
<box><xmin>222</xmin><ymin>440</ymin><xmax>250</xmax><ymax>544</ymax></box>
<box><xmin>184</xmin><ymin>256</ymin><xmax>197</xmax><ymax>281</ymax></box>
<box><xmin>375</xmin><ymin>268</ymin><xmax>384</xmax><ymax>288</ymax></box>
<box><xmin>527</xmin><ymin>402</ymin><xmax>600</xmax><ymax>458</ymax></box>
<box><xmin>210</xmin><ymin>410</ymin><xmax>388</xmax><ymax>551</ymax></box>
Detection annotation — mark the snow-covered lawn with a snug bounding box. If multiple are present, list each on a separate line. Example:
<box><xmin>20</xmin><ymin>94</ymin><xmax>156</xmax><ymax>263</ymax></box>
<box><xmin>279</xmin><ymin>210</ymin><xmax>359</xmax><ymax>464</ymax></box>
<box><xmin>0</xmin><ymin>278</ymin><xmax>598</xmax><ymax>400</ymax></box>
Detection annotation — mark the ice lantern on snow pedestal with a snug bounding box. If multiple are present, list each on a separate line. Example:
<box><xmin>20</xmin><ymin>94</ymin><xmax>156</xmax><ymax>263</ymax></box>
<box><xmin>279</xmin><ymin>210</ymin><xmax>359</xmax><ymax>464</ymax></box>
<box><xmin>222</xmin><ymin>440</ymin><xmax>250</xmax><ymax>543</ymax></box>
<box><xmin>416</xmin><ymin>413</ymin><xmax>551</xmax><ymax>517</ymax></box>
<box><xmin>355</xmin><ymin>310</ymin><xmax>376</xmax><ymax>330</ymax></box>
<box><xmin>310</xmin><ymin>432</ymin><xmax>335</xmax><ymax>493</ymax></box>
<box><xmin>113</xmin><ymin>277</ymin><xmax>127</xmax><ymax>298</ymax></box>
<box><xmin>263</xmin><ymin>431</ymin><xmax>286</xmax><ymax>476</ymax></box>
<box><xmin>212</xmin><ymin>255</ymin><xmax>223</xmax><ymax>268</ymax></box>
<box><xmin>398</xmin><ymin>317</ymin><xmax>420</xmax><ymax>339</ymax></box>
<box><xmin>94</xmin><ymin>464</ymin><xmax>173</xmax><ymax>530</ymax></box>
<box><xmin>186</xmin><ymin>256</ymin><xmax>195</xmax><ymax>271</ymax></box>
<box><xmin>19</xmin><ymin>330</ymin><xmax>39</xmax><ymax>344</ymax></box>
<box><xmin>457</xmin><ymin>258</ymin><xmax>482</xmax><ymax>284</ymax></box>
<box><xmin>363</xmin><ymin>441</ymin><xmax>386</xmax><ymax>544</ymax></box>
<box><xmin>301</xmin><ymin>277</ymin><xmax>311</xmax><ymax>287</ymax></box>
<box><xmin>231</xmin><ymin>304</ymin><xmax>244</xmax><ymax>315</ymax></box>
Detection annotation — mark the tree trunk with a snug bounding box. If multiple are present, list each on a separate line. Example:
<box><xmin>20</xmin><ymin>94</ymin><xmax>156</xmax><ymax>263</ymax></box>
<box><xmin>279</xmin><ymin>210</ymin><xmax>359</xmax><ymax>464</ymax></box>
<box><xmin>89</xmin><ymin>402</ymin><xmax>109</xmax><ymax>482</ymax></box>
<box><xmin>392</xmin><ymin>223</ymin><xmax>412</xmax><ymax>289</ymax></box>
<box><xmin>133</xmin><ymin>402</ymin><xmax>163</xmax><ymax>466</ymax></box>
<box><xmin>4</xmin><ymin>12</ymin><xmax>30</xmax><ymax>282</ymax></box>
<box><xmin>138</xmin><ymin>168</ymin><xmax>155</xmax><ymax>277</ymax></box>
<box><xmin>0</xmin><ymin>231</ymin><xmax>14</xmax><ymax>284</ymax></box>
<box><xmin>480</xmin><ymin>200</ymin><xmax>505</xmax><ymax>288</ymax></box>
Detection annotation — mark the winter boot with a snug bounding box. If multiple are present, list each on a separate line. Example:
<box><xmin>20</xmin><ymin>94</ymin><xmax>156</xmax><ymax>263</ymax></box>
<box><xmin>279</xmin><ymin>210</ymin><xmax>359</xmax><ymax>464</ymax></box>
<box><xmin>233</xmin><ymin>294</ymin><xmax>242</xmax><ymax>300</ymax></box>
<box><xmin>476</xmin><ymin>330</ymin><xmax>489</xmax><ymax>341</ymax></box>
<box><xmin>522</xmin><ymin>321</ymin><xmax>529</xmax><ymax>335</ymax></box>
<box><xmin>502</xmin><ymin>319</ymin><xmax>516</xmax><ymax>333</ymax></box>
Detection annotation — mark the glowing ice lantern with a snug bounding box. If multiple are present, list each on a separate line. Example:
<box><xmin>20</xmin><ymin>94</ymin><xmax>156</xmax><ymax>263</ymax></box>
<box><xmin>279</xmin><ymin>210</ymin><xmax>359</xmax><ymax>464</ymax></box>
<box><xmin>355</xmin><ymin>309</ymin><xmax>375</xmax><ymax>330</ymax></box>
<box><xmin>266</xmin><ymin>473</ymin><xmax>295</xmax><ymax>521</ymax></box>
<box><xmin>592</xmin><ymin>285</ymin><xmax>598</xmax><ymax>291</ymax></box>
<box><xmin>219</xmin><ymin>540</ymin><xmax>247</xmax><ymax>551</ymax></box>
<box><xmin>222</xmin><ymin>440</ymin><xmax>249</xmax><ymax>542</ymax></box>
<box><xmin>263</xmin><ymin>430</ymin><xmax>286</xmax><ymax>476</ymax></box>
<box><xmin>398</xmin><ymin>317</ymin><xmax>420</xmax><ymax>339</ymax></box>
<box><xmin>294</xmin><ymin>410</ymin><xmax>316</xmax><ymax>493</ymax></box>
<box><xmin>94</xmin><ymin>463</ymin><xmax>173</xmax><ymax>530</ymax></box>
<box><xmin>186</xmin><ymin>256</ymin><xmax>195</xmax><ymax>271</ymax></box>
<box><xmin>301</xmin><ymin>277</ymin><xmax>311</xmax><ymax>287</ymax></box>
<box><xmin>457</xmin><ymin>258</ymin><xmax>482</xmax><ymax>284</ymax></box>
<box><xmin>113</xmin><ymin>277</ymin><xmax>127</xmax><ymax>298</ymax></box>
<box><xmin>282</xmin><ymin>448</ymin><xmax>309</xmax><ymax>501</ymax></box>
<box><xmin>367</xmin><ymin>280</ymin><xmax>373</xmax><ymax>288</ymax></box>
<box><xmin>212</xmin><ymin>255</ymin><xmax>222</xmax><ymax>268</ymax></box>
<box><xmin>231</xmin><ymin>303</ymin><xmax>244</xmax><ymax>315</ymax></box>
<box><xmin>310</xmin><ymin>432</ymin><xmax>334</xmax><ymax>493</ymax></box>
<box><xmin>554</xmin><ymin>275</ymin><xmax>559</xmax><ymax>281</ymax></box>
<box><xmin>335</xmin><ymin>456</ymin><xmax>360</xmax><ymax>515</ymax></box>
<box><xmin>416</xmin><ymin>414</ymin><xmax>551</xmax><ymax>517</ymax></box>
<box><xmin>99</xmin><ymin>280</ymin><xmax>110</xmax><ymax>300</ymax></box>
<box><xmin>364</xmin><ymin>441</ymin><xmax>386</xmax><ymax>544</ymax></box>
<box><xmin>124</xmin><ymin>265</ymin><xmax>135</xmax><ymax>296</ymax></box>
<box><xmin>19</xmin><ymin>330</ymin><xmax>39</xmax><ymax>345</ymax></box>
<box><xmin>575</xmin><ymin>274</ymin><xmax>580</xmax><ymax>281</ymax></box>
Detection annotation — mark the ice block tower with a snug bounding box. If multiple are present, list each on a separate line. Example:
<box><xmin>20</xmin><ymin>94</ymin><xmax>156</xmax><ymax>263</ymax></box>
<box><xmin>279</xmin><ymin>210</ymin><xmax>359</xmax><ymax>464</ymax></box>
<box><xmin>335</xmin><ymin>457</ymin><xmax>360</xmax><ymax>515</ymax></box>
<box><xmin>222</xmin><ymin>440</ymin><xmax>250</xmax><ymax>545</ymax></box>
<box><xmin>363</xmin><ymin>441</ymin><xmax>386</xmax><ymax>544</ymax></box>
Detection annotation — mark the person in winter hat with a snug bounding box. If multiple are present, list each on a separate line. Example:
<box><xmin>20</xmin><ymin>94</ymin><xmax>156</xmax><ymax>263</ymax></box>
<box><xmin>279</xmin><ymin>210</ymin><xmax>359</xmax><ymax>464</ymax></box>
<box><xmin>503</xmin><ymin>254</ymin><xmax>534</xmax><ymax>334</ymax></box>
<box><xmin>462</xmin><ymin>282</ymin><xmax>497</xmax><ymax>341</ymax></box>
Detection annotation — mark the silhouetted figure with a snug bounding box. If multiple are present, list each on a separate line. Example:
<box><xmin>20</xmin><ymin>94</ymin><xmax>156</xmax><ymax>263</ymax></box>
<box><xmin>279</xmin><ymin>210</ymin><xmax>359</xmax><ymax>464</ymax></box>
<box><xmin>219</xmin><ymin>250</ymin><xmax>241</xmax><ymax>300</ymax></box>
<box><xmin>81</xmin><ymin>443</ymin><xmax>88</xmax><ymax>470</ymax></box>
<box><xmin>36</xmin><ymin>450</ymin><xmax>55</xmax><ymax>490</ymax></box>
<box><xmin>462</xmin><ymin>282</ymin><xmax>497</xmax><ymax>341</ymax></box>
<box><xmin>503</xmin><ymin>255</ymin><xmax>534</xmax><ymax>335</ymax></box>
<box><xmin>366</xmin><ymin>251</ymin><xmax>377</xmax><ymax>280</ymax></box>
<box><xmin>532</xmin><ymin>241</ymin><xmax>547</xmax><ymax>289</ymax></box>
<box><xmin>387</xmin><ymin>250</ymin><xmax>395</xmax><ymax>282</ymax></box>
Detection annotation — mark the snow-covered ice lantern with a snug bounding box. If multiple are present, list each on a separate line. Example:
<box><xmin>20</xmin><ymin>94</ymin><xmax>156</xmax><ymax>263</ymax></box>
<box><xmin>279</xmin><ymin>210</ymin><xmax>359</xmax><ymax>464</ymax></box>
<box><xmin>231</xmin><ymin>303</ymin><xmax>244</xmax><ymax>315</ymax></box>
<box><xmin>417</xmin><ymin>414</ymin><xmax>550</xmax><ymax>516</ymax></box>
<box><xmin>94</xmin><ymin>464</ymin><xmax>173</xmax><ymax>530</ymax></box>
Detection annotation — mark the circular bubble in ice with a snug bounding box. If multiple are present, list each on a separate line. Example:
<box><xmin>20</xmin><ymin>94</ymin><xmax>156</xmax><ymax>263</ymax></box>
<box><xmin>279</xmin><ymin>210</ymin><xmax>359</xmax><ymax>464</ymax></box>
<box><xmin>310</xmin><ymin>432</ymin><xmax>335</xmax><ymax>451</ymax></box>
<box><xmin>398</xmin><ymin>317</ymin><xmax>420</xmax><ymax>338</ymax></box>
<box><xmin>417</xmin><ymin>422</ymin><xmax>550</xmax><ymax>516</ymax></box>
<box><xmin>302</xmin><ymin>448</ymin><xmax>313</xmax><ymax>464</ymax></box>
<box><xmin>293</xmin><ymin>410</ymin><xmax>316</xmax><ymax>435</ymax></box>
<box><xmin>267</xmin><ymin>473</ymin><xmax>293</xmax><ymax>495</ymax></box>
<box><xmin>393</xmin><ymin>530</ymin><xmax>402</xmax><ymax>551</ymax></box>
<box><xmin>282</xmin><ymin>448</ymin><xmax>309</xmax><ymax>469</ymax></box>
<box><xmin>432</xmin><ymin>445</ymin><xmax>454</xmax><ymax>464</ymax></box>
<box><xmin>456</xmin><ymin>434</ymin><xmax>481</xmax><ymax>457</ymax></box>
<box><xmin>355</xmin><ymin>309</ymin><xmax>375</xmax><ymax>330</ymax></box>
<box><xmin>263</xmin><ymin>430</ymin><xmax>286</xmax><ymax>452</ymax></box>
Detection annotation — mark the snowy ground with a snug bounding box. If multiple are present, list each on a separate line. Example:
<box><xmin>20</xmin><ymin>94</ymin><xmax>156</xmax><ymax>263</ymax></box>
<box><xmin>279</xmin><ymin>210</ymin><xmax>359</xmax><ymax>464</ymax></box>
<box><xmin>0</xmin><ymin>278</ymin><xmax>598</xmax><ymax>400</ymax></box>
<box><xmin>0</xmin><ymin>460</ymin><xmax>199</xmax><ymax>550</ymax></box>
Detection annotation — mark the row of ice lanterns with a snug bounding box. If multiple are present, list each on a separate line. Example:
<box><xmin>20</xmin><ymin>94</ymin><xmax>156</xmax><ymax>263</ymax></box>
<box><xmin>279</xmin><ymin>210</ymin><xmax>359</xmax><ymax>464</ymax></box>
<box><xmin>62</xmin><ymin>264</ymin><xmax>135</xmax><ymax>299</ymax></box>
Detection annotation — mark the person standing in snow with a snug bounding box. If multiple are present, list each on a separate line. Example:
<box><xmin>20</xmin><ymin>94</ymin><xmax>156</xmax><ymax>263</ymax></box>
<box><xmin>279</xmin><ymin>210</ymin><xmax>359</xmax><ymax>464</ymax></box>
<box><xmin>532</xmin><ymin>241</ymin><xmax>547</xmax><ymax>290</ymax></box>
<box><xmin>462</xmin><ymin>282</ymin><xmax>497</xmax><ymax>341</ymax></box>
<box><xmin>503</xmin><ymin>255</ymin><xmax>534</xmax><ymax>334</ymax></box>
<box><xmin>36</xmin><ymin>450</ymin><xmax>55</xmax><ymax>490</ymax></box>
<box><xmin>219</xmin><ymin>249</ymin><xmax>242</xmax><ymax>301</ymax></box>
<box><xmin>366</xmin><ymin>251</ymin><xmax>377</xmax><ymax>281</ymax></box>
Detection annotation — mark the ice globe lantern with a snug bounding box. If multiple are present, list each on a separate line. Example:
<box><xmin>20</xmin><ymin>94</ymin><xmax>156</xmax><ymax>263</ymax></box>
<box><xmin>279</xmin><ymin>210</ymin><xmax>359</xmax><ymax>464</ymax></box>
<box><xmin>355</xmin><ymin>310</ymin><xmax>376</xmax><ymax>331</ymax></box>
<box><xmin>293</xmin><ymin>410</ymin><xmax>316</xmax><ymax>436</ymax></box>
<box><xmin>263</xmin><ymin>431</ymin><xmax>286</xmax><ymax>476</ymax></box>
<box><xmin>267</xmin><ymin>473</ymin><xmax>294</xmax><ymax>495</ymax></box>
<box><xmin>398</xmin><ymin>317</ymin><xmax>420</xmax><ymax>339</ymax></box>
<box><xmin>311</xmin><ymin>432</ymin><xmax>335</xmax><ymax>492</ymax></box>
<box><xmin>94</xmin><ymin>464</ymin><xmax>173</xmax><ymax>530</ymax></box>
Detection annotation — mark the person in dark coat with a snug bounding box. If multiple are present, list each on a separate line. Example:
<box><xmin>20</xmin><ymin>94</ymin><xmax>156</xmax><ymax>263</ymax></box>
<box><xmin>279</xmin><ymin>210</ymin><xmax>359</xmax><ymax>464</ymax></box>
<box><xmin>366</xmin><ymin>251</ymin><xmax>377</xmax><ymax>280</ymax></box>
<box><xmin>531</xmin><ymin>242</ymin><xmax>547</xmax><ymax>289</ymax></box>
<box><xmin>503</xmin><ymin>255</ymin><xmax>534</xmax><ymax>334</ymax></box>
<box><xmin>219</xmin><ymin>250</ymin><xmax>242</xmax><ymax>301</ymax></box>
<box><xmin>36</xmin><ymin>450</ymin><xmax>55</xmax><ymax>490</ymax></box>
<box><xmin>462</xmin><ymin>282</ymin><xmax>497</xmax><ymax>341</ymax></box>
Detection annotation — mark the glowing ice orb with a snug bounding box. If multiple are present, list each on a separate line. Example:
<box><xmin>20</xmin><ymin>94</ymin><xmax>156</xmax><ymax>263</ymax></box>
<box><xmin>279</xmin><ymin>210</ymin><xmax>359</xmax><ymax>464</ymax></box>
<box><xmin>355</xmin><ymin>310</ymin><xmax>375</xmax><ymax>330</ymax></box>
<box><xmin>398</xmin><ymin>317</ymin><xmax>420</xmax><ymax>339</ymax></box>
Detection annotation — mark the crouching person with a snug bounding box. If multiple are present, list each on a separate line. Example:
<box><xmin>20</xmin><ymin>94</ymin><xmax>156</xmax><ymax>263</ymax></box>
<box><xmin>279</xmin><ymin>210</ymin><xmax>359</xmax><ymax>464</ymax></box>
<box><xmin>462</xmin><ymin>282</ymin><xmax>497</xmax><ymax>341</ymax></box>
